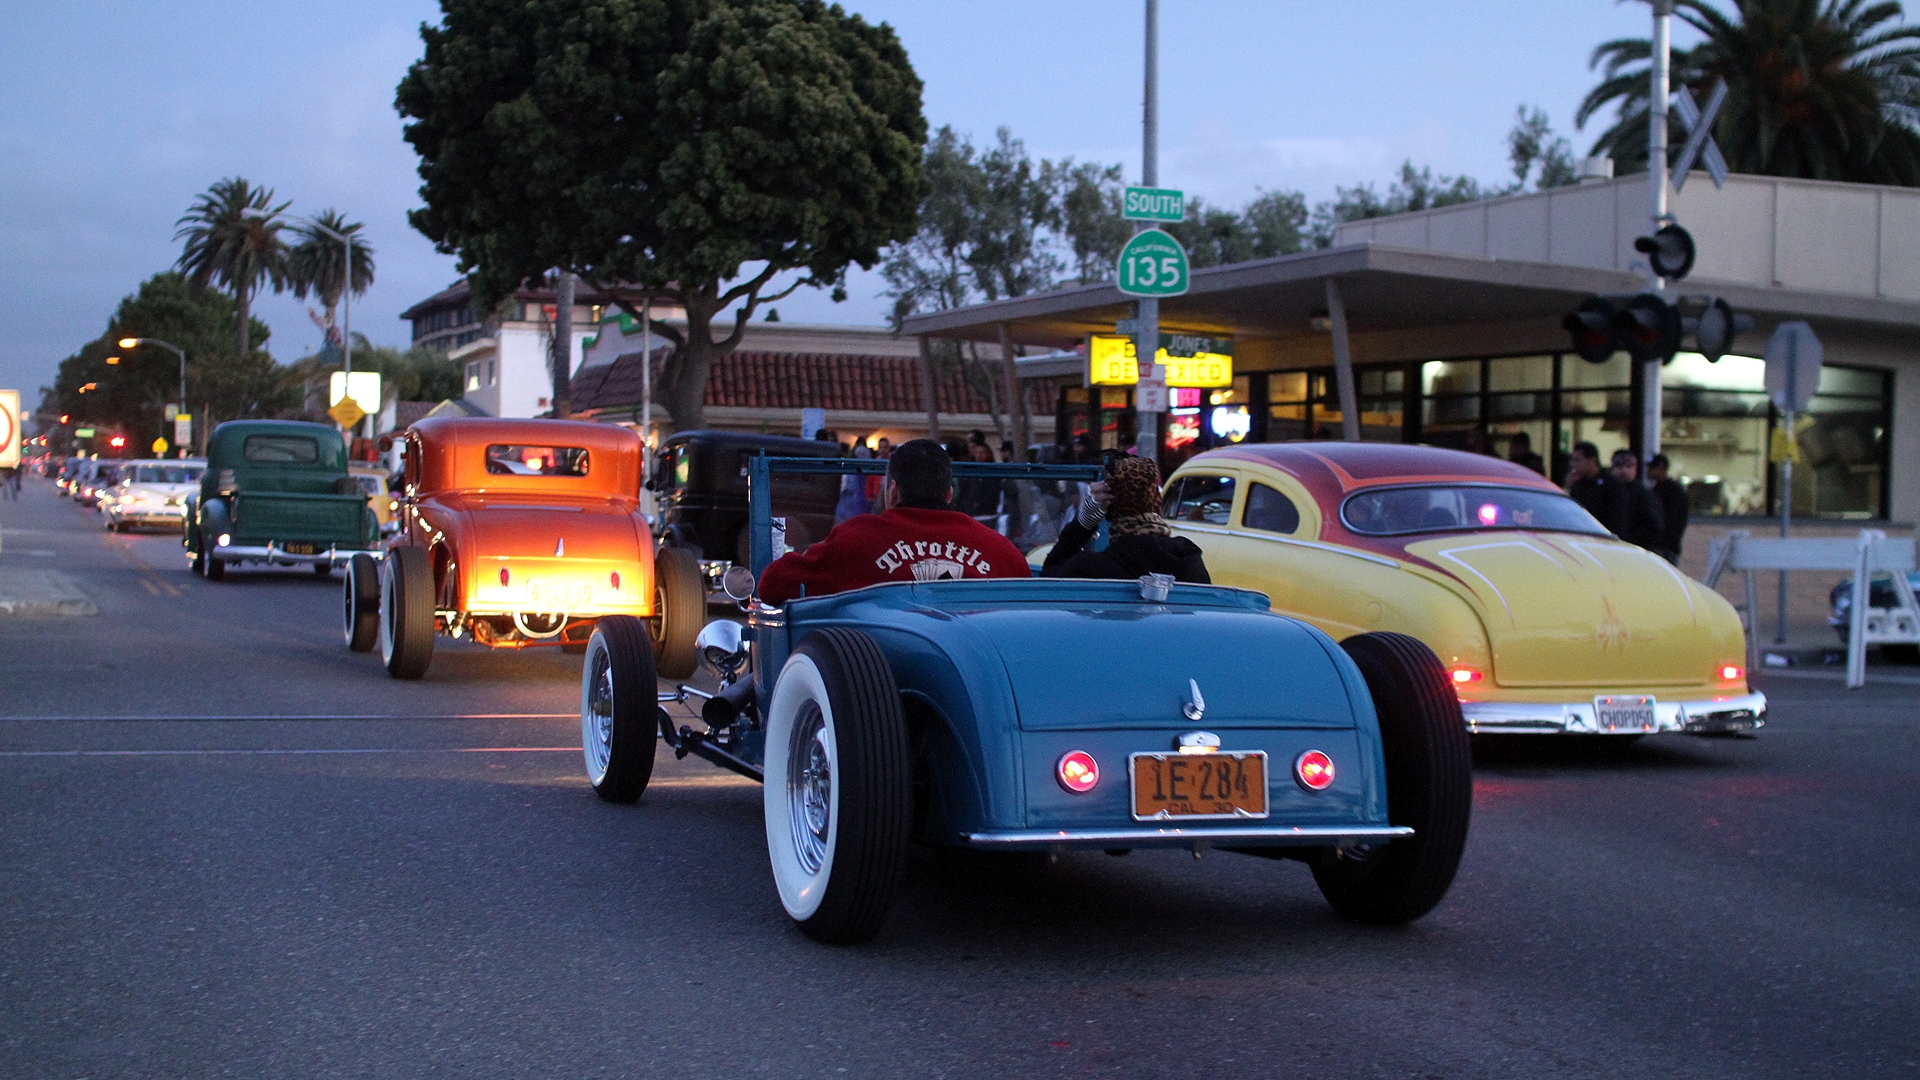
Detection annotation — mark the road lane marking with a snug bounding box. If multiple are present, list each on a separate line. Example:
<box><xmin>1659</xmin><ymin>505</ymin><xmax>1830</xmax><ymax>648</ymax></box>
<box><xmin>139</xmin><ymin>578</ymin><xmax>161</xmax><ymax>596</ymax></box>
<box><xmin>0</xmin><ymin>746</ymin><xmax>580</xmax><ymax>757</ymax></box>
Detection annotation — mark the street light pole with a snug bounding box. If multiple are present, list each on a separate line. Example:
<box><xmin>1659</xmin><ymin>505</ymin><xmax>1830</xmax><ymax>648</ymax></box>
<box><xmin>117</xmin><ymin>337</ymin><xmax>187</xmax><ymax>452</ymax></box>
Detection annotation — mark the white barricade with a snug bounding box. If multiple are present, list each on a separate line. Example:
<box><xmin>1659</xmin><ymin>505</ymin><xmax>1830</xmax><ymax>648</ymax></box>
<box><xmin>1703</xmin><ymin>529</ymin><xmax>1919</xmax><ymax>688</ymax></box>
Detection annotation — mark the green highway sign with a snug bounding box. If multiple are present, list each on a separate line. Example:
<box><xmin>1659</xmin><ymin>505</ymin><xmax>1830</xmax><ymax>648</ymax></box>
<box><xmin>1116</xmin><ymin>228</ymin><xmax>1189</xmax><ymax>297</ymax></box>
<box><xmin>1123</xmin><ymin>186</ymin><xmax>1184</xmax><ymax>222</ymax></box>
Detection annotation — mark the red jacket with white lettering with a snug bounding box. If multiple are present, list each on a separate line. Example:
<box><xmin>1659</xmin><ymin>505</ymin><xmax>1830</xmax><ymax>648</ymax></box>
<box><xmin>757</xmin><ymin>505</ymin><xmax>1030</xmax><ymax>604</ymax></box>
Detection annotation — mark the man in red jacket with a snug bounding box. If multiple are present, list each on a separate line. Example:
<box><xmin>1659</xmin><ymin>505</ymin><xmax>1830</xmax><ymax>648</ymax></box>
<box><xmin>758</xmin><ymin>439</ymin><xmax>1029</xmax><ymax>604</ymax></box>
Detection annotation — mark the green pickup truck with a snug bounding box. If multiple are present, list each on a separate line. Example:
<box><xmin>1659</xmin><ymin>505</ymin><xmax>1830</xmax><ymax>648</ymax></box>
<box><xmin>184</xmin><ymin>420</ymin><xmax>380</xmax><ymax>581</ymax></box>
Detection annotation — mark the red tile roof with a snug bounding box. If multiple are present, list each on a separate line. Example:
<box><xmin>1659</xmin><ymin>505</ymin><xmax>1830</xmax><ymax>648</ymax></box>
<box><xmin>570</xmin><ymin>349</ymin><xmax>1061</xmax><ymax>418</ymax></box>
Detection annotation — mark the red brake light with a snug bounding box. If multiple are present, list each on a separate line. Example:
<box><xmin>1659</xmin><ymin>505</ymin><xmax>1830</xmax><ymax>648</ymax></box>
<box><xmin>1295</xmin><ymin>750</ymin><xmax>1335</xmax><ymax>791</ymax></box>
<box><xmin>610</xmin><ymin>571</ymin><xmax>621</xmax><ymax>590</ymax></box>
<box><xmin>499</xmin><ymin>567</ymin><xmax>510</xmax><ymax>586</ymax></box>
<box><xmin>1719</xmin><ymin>664</ymin><xmax>1744</xmax><ymax>682</ymax></box>
<box><xmin>1056</xmin><ymin>751</ymin><xmax>1098</xmax><ymax>793</ymax></box>
<box><xmin>1450</xmin><ymin>667</ymin><xmax>1482</xmax><ymax>684</ymax></box>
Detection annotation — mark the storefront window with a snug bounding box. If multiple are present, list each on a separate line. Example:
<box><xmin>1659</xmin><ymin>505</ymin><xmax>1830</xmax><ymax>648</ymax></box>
<box><xmin>1660</xmin><ymin>353</ymin><xmax>1768</xmax><ymax>516</ymax></box>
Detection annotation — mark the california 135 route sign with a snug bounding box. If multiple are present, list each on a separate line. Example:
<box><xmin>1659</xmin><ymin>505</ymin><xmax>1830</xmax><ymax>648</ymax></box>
<box><xmin>1116</xmin><ymin>229</ymin><xmax>1189</xmax><ymax>298</ymax></box>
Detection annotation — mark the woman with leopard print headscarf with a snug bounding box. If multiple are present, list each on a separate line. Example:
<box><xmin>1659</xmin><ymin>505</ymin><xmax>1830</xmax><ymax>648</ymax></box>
<box><xmin>1040</xmin><ymin>453</ymin><xmax>1210</xmax><ymax>583</ymax></box>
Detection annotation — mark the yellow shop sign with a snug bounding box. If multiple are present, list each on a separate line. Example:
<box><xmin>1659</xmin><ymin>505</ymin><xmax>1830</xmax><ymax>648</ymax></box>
<box><xmin>1087</xmin><ymin>334</ymin><xmax>1232</xmax><ymax>388</ymax></box>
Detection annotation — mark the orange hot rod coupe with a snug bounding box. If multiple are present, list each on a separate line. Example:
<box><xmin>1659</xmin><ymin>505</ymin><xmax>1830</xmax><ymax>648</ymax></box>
<box><xmin>342</xmin><ymin>417</ymin><xmax>706</xmax><ymax>680</ymax></box>
<box><xmin>1154</xmin><ymin>442</ymin><xmax>1763</xmax><ymax>737</ymax></box>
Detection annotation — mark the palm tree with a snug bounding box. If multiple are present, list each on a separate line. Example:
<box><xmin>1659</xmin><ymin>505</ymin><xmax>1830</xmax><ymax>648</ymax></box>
<box><xmin>174</xmin><ymin>178</ymin><xmax>290</xmax><ymax>362</ymax></box>
<box><xmin>287</xmin><ymin>210</ymin><xmax>375</xmax><ymax>350</ymax></box>
<box><xmin>1577</xmin><ymin>0</ymin><xmax>1920</xmax><ymax>186</ymax></box>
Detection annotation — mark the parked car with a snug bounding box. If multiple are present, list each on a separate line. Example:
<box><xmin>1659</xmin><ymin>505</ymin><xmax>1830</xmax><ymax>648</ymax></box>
<box><xmin>1148</xmin><ymin>442</ymin><xmax>1764</xmax><ymax>737</ymax></box>
<box><xmin>651</xmin><ymin>430</ymin><xmax>844</xmax><ymax>572</ymax></box>
<box><xmin>184</xmin><ymin>420</ymin><xmax>380</xmax><ymax>581</ymax></box>
<box><xmin>349</xmin><ymin>416</ymin><xmax>704</xmax><ymax>679</ymax></box>
<box><xmin>581</xmin><ymin>456</ymin><xmax>1473</xmax><ymax>944</ymax></box>
<box><xmin>1830</xmin><ymin>570</ymin><xmax>1920</xmax><ymax>661</ymax></box>
<box><xmin>348</xmin><ymin>464</ymin><xmax>399</xmax><ymax>534</ymax></box>
<box><xmin>102</xmin><ymin>460</ymin><xmax>205</xmax><ymax>531</ymax></box>
<box><xmin>56</xmin><ymin>456</ymin><xmax>84</xmax><ymax>496</ymax></box>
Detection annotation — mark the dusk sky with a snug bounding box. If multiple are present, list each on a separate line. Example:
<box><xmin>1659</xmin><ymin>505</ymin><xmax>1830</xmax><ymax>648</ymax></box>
<box><xmin>0</xmin><ymin>1</ymin><xmax>1680</xmax><ymax>403</ymax></box>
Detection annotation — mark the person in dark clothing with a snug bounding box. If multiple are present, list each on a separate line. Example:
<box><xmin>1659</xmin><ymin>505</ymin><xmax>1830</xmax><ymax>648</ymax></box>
<box><xmin>1565</xmin><ymin>441</ymin><xmax>1605</xmax><ymax>520</ymax></box>
<box><xmin>1594</xmin><ymin>449</ymin><xmax>1665</xmax><ymax>553</ymax></box>
<box><xmin>1646</xmin><ymin>453</ymin><xmax>1689</xmax><ymax>563</ymax></box>
<box><xmin>1043</xmin><ymin>454</ymin><xmax>1210</xmax><ymax>583</ymax></box>
<box><xmin>1506</xmin><ymin>431</ymin><xmax>1545</xmax><ymax>476</ymax></box>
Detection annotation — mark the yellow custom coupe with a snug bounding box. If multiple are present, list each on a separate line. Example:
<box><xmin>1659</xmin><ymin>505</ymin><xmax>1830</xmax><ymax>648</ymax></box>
<box><xmin>1160</xmin><ymin>443</ymin><xmax>1763</xmax><ymax>736</ymax></box>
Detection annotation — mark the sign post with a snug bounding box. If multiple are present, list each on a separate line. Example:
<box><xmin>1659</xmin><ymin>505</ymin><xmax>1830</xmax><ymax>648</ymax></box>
<box><xmin>1764</xmin><ymin>321</ymin><xmax>1823</xmax><ymax>644</ymax></box>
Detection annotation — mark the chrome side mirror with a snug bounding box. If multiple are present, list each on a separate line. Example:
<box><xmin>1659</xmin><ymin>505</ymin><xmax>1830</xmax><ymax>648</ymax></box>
<box><xmin>696</xmin><ymin>619</ymin><xmax>750</xmax><ymax>680</ymax></box>
<box><xmin>721</xmin><ymin>564</ymin><xmax>756</xmax><ymax>602</ymax></box>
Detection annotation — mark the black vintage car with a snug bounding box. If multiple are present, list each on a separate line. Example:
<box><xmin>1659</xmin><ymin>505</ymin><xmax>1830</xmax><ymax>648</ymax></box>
<box><xmin>651</xmin><ymin>431</ymin><xmax>846</xmax><ymax>566</ymax></box>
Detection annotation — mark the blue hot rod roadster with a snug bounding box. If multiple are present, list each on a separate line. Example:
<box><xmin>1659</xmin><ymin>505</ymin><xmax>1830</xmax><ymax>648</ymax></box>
<box><xmin>579</xmin><ymin>457</ymin><xmax>1472</xmax><ymax>944</ymax></box>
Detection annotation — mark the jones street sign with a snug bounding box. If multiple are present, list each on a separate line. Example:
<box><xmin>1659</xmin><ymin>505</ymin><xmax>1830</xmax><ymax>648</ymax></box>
<box><xmin>1123</xmin><ymin>186</ymin><xmax>1184</xmax><ymax>222</ymax></box>
<box><xmin>1116</xmin><ymin>229</ymin><xmax>1189</xmax><ymax>297</ymax></box>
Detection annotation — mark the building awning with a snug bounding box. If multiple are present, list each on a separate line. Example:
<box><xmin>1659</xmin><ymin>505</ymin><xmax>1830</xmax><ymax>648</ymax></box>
<box><xmin>899</xmin><ymin>241</ymin><xmax>1920</xmax><ymax>352</ymax></box>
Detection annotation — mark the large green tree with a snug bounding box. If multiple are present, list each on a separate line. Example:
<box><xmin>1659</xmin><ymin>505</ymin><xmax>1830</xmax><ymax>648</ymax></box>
<box><xmin>1577</xmin><ymin>0</ymin><xmax>1920</xmax><ymax>184</ymax></box>
<box><xmin>287</xmin><ymin>210</ymin><xmax>376</xmax><ymax>350</ymax></box>
<box><xmin>42</xmin><ymin>272</ymin><xmax>287</xmax><ymax>450</ymax></box>
<box><xmin>396</xmin><ymin>0</ymin><xmax>928</xmax><ymax>429</ymax></box>
<box><xmin>174</xmin><ymin>178</ymin><xmax>290</xmax><ymax>363</ymax></box>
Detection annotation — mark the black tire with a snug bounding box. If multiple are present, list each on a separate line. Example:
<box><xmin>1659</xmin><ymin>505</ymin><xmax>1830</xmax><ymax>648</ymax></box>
<box><xmin>343</xmin><ymin>553</ymin><xmax>380</xmax><ymax>652</ymax></box>
<box><xmin>1313</xmin><ymin>632</ymin><xmax>1473</xmax><ymax>925</ymax></box>
<box><xmin>650</xmin><ymin>545</ymin><xmax>706</xmax><ymax>679</ymax></box>
<box><xmin>199</xmin><ymin>500</ymin><xmax>231</xmax><ymax>582</ymax></box>
<box><xmin>763</xmin><ymin>628</ymin><xmax>911</xmax><ymax>944</ymax></box>
<box><xmin>581</xmin><ymin>615</ymin><xmax>658</xmax><ymax>803</ymax></box>
<box><xmin>203</xmin><ymin>555</ymin><xmax>227</xmax><ymax>581</ymax></box>
<box><xmin>379</xmin><ymin>545</ymin><xmax>436</xmax><ymax>679</ymax></box>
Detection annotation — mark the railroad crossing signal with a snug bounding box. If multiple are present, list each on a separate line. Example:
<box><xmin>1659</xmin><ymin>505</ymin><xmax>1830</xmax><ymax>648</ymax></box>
<box><xmin>1561</xmin><ymin>292</ymin><xmax>1752</xmax><ymax>366</ymax></box>
<box><xmin>1670</xmin><ymin>79</ymin><xmax>1730</xmax><ymax>192</ymax></box>
<box><xmin>1634</xmin><ymin>224</ymin><xmax>1696</xmax><ymax>280</ymax></box>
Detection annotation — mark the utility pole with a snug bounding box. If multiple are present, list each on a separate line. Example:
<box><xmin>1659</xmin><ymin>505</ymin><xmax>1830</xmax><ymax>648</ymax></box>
<box><xmin>1642</xmin><ymin>0</ymin><xmax>1673</xmax><ymax>460</ymax></box>
<box><xmin>1134</xmin><ymin>0</ymin><xmax>1161</xmax><ymax>461</ymax></box>
<box><xmin>551</xmin><ymin>272</ymin><xmax>575</xmax><ymax>418</ymax></box>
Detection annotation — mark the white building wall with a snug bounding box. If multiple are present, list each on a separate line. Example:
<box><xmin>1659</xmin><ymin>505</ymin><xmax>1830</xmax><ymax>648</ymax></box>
<box><xmin>448</xmin><ymin>322</ymin><xmax>595</xmax><ymax>419</ymax></box>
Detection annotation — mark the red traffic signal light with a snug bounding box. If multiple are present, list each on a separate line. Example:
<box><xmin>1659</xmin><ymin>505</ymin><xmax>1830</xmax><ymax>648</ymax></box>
<box><xmin>1562</xmin><ymin>297</ymin><xmax>1619</xmax><ymax>364</ymax></box>
<box><xmin>1615</xmin><ymin>293</ymin><xmax>1682</xmax><ymax>366</ymax></box>
<box><xmin>108</xmin><ymin>434</ymin><xmax>127</xmax><ymax>449</ymax></box>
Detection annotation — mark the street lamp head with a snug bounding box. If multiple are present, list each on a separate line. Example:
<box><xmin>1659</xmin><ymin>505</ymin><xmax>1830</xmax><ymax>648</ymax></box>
<box><xmin>118</xmin><ymin>338</ymin><xmax>140</xmax><ymax>349</ymax></box>
<box><xmin>106</xmin><ymin>356</ymin><xmax>120</xmax><ymax>365</ymax></box>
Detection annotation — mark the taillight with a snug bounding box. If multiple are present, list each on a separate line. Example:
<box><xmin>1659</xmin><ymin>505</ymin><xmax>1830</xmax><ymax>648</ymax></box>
<box><xmin>499</xmin><ymin>567</ymin><xmax>510</xmax><ymax>586</ymax></box>
<box><xmin>1295</xmin><ymin>750</ymin><xmax>1335</xmax><ymax>791</ymax></box>
<box><xmin>1718</xmin><ymin>663</ymin><xmax>1744</xmax><ymax>682</ymax></box>
<box><xmin>1450</xmin><ymin>667</ymin><xmax>1482</xmax><ymax>685</ymax></box>
<box><xmin>1056</xmin><ymin>751</ymin><xmax>1098</xmax><ymax>793</ymax></box>
<box><xmin>610</xmin><ymin>571</ymin><xmax>621</xmax><ymax>590</ymax></box>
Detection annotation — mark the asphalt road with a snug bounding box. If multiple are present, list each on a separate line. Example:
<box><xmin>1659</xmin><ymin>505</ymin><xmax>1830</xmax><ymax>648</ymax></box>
<box><xmin>2</xmin><ymin>477</ymin><xmax>1916</xmax><ymax>1079</ymax></box>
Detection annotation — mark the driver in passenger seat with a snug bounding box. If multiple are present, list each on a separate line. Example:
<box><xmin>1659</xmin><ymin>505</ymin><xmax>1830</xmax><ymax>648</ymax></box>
<box><xmin>757</xmin><ymin>439</ymin><xmax>1030</xmax><ymax>604</ymax></box>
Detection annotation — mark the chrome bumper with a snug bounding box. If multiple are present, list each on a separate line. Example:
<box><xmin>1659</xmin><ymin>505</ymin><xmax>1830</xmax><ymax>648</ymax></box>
<box><xmin>1461</xmin><ymin>690</ymin><xmax>1767</xmax><ymax>735</ymax></box>
<box><xmin>964</xmin><ymin>824</ymin><xmax>1414</xmax><ymax>851</ymax></box>
<box><xmin>209</xmin><ymin>542</ymin><xmax>378</xmax><ymax>568</ymax></box>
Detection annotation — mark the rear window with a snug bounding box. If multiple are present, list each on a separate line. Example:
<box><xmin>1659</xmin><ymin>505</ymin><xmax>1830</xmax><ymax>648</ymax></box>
<box><xmin>131</xmin><ymin>465</ymin><xmax>197</xmax><ymax>484</ymax></box>
<box><xmin>1341</xmin><ymin>484</ymin><xmax>1607</xmax><ymax>537</ymax></box>
<box><xmin>486</xmin><ymin>445</ymin><xmax>590</xmax><ymax>477</ymax></box>
<box><xmin>243</xmin><ymin>435</ymin><xmax>320</xmax><ymax>464</ymax></box>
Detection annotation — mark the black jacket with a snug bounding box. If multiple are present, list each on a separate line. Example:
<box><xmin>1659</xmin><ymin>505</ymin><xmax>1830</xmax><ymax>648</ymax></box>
<box><xmin>1652</xmin><ymin>477</ymin><xmax>1689</xmax><ymax>558</ymax></box>
<box><xmin>1593</xmin><ymin>476</ymin><xmax>1666</xmax><ymax>553</ymax></box>
<box><xmin>1041</xmin><ymin>519</ymin><xmax>1211</xmax><ymax>583</ymax></box>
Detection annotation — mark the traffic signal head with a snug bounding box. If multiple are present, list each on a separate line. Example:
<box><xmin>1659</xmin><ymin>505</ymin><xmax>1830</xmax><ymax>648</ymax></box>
<box><xmin>1616</xmin><ymin>293</ymin><xmax>1682</xmax><ymax>365</ymax></box>
<box><xmin>1562</xmin><ymin>297</ymin><xmax>1619</xmax><ymax>364</ymax></box>
<box><xmin>108</xmin><ymin>434</ymin><xmax>127</xmax><ymax>449</ymax></box>
<box><xmin>1687</xmin><ymin>296</ymin><xmax>1756</xmax><ymax>362</ymax></box>
<box><xmin>1634</xmin><ymin>224</ymin><xmax>1696</xmax><ymax>280</ymax></box>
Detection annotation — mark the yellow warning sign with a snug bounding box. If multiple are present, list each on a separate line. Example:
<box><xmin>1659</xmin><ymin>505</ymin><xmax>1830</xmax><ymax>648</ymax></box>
<box><xmin>328</xmin><ymin>399</ymin><xmax>367</xmax><ymax>429</ymax></box>
<box><xmin>152</xmin><ymin>437</ymin><xmax>169</xmax><ymax>454</ymax></box>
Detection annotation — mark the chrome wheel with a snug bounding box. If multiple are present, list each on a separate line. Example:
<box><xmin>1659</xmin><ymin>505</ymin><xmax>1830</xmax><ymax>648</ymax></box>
<box><xmin>788</xmin><ymin>702</ymin><xmax>832</xmax><ymax>875</ymax></box>
<box><xmin>583</xmin><ymin>643</ymin><xmax>615</xmax><ymax>785</ymax></box>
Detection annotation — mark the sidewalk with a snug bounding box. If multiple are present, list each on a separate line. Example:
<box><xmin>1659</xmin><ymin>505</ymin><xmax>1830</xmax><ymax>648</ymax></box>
<box><xmin>0</xmin><ymin>568</ymin><xmax>98</xmax><ymax>616</ymax></box>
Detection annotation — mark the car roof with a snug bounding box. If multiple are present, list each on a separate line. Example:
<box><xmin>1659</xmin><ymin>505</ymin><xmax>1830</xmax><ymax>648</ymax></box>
<box><xmin>1183</xmin><ymin>442</ymin><xmax>1563</xmax><ymax>498</ymax></box>
<box><xmin>408</xmin><ymin>416</ymin><xmax>641</xmax><ymax>495</ymax></box>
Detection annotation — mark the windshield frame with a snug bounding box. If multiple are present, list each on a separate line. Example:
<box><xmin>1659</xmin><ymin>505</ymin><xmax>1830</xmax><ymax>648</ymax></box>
<box><xmin>1338</xmin><ymin>481</ymin><xmax>1609</xmax><ymax>539</ymax></box>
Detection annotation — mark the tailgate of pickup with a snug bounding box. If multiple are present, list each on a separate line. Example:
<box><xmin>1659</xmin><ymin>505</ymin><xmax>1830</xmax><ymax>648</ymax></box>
<box><xmin>231</xmin><ymin>491</ymin><xmax>368</xmax><ymax>543</ymax></box>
